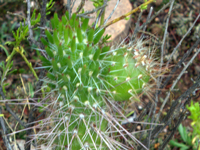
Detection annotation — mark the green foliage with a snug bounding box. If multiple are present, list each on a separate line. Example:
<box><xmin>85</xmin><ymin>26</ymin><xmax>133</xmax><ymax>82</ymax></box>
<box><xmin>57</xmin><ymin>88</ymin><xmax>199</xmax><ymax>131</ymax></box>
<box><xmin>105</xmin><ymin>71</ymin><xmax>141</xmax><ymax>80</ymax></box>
<box><xmin>8</xmin><ymin>10</ymin><xmax>41</xmax><ymax>47</ymax></box>
<box><xmin>169</xmin><ymin>124</ymin><xmax>198</xmax><ymax>150</ymax></box>
<box><xmin>187</xmin><ymin>100</ymin><xmax>200</xmax><ymax>148</ymax></box>
<box><xmin>39</xmin><ymin>11</ymin><xmax>153</xmax><ymax>149</ymax></box>
<box><xmin>2</xmin><ymin>9</ymin><xmax>41</xmax><ymax>84</ymax></box>
<box><xmin>171</xmin><ymin>100</ymin><xmax>200</xmax><ymax>150</ymax></box>
<box><xmin>0</xmin><ymin>47</ymin><xmax>17</xmax><ymax>94</ymax></box>
<box><xmin>0</xmin><ymin>60</ymin><xmax>15</xmax><ymax>94</ymax></box>
<box><xmin>187</xmin><ymin>101</ymin><xmax>200</xmax><ymax>132</ymax></box>
<box><xmin>46</xmin><ymin>0</ymin><xmax>55</xmax><ymax>15</ymax></box>
<box><xmin>141</xmin><ymin>0</ymin><xmax>148</xmax><ymax>10</ymax></box>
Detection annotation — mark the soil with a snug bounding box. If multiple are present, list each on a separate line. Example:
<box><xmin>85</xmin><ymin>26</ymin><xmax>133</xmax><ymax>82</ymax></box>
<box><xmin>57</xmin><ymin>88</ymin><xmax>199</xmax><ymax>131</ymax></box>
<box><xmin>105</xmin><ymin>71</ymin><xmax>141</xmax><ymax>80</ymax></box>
<box><xmin>70</xmin><ymin>0</ymin><xmax>132</xmax><ymax>41</ymax></box>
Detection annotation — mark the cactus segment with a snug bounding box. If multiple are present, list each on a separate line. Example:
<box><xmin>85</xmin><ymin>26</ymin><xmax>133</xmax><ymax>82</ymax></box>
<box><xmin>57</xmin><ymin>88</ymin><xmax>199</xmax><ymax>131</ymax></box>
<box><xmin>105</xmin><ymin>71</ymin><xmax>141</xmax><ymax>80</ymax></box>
<box><xmin>45</xmin><ymin>29</ymin><xmax>54</xmax><ymax>44</ymax></box>
<box><xmin>40</xmin><ymin>56</ymin><xmax>51</xmax><ymax>67</ymax></box>
<box><xmin>107</xmin><ymin>48</ymin><xmax>150</xmax><ymax>101</ymax></box>
<box><xmin>87</xmin><ymin>28</ymin><xmax>94</xmax><ymax>43</ymax></box>
<box><xmin>45</xmin><ymin>46</ymin><xmax>54</xmax><ymax>58</ymax></box>
<box><xmin>61</xmin><ymin>15</ymin><xmax>67</xmax><ymax>25</ymax></box>
<box><xmin>81</xmin><ymin>18</ymin><xmax>89</xmax><ymax>31</ymax></box>
<box><xmin>65</xmin><ymin>11</ymin><xmax>70</xmax><ymax>20</ymax></box>
<box><xmin>64</xmin><ymin>26</ymin><xmax>69</xmax><ymax>43</ymax></box>
<box><xmin>50</xmin><ymin>13</ymin><xmax>59</xmax><ymax>29</ymax></box>
<box><xmin>52</xmin><ymin>58</ymin><xmax>59</xmax><ymax>71</ymax></box>
<box><xmin>41</xmin><ymin>37</ymin><xmax>49</xmax><ymax>47</ymax></box>
<box><xmin>57</xmin><ymin>43</ymin><xmax>63</xmax><ymax>57</ymax></box>
<box><xmin>93</xmin><ymin>28</ymin><xmax>105</xmax><ymax>45</ymax></box>
<box><xmin>71</xmin><ymin>36</ymin><xmax>76</xmax><ymax>52</ymax></box>
<box><xmin>77</xmin><ymin>26</ymin><xmax>83</xmax><ymax>43</ymax></box>
<box><xmin>66</xmin><ymin>56</ymin><xmax>72</xmax><ymax>69</ymax></box>
<box><xmin>53</xmin><ymin>29</ymin><xmax>59</xmax><ymax>46</ymax></box>
<box><xmin>99</xmin><ymin>46</ymin><xmax>110</xmax><ymax>60</ymax></box>
<box><xmin>83</xmin><ymin>44</ymin><xmax>89</xmax><ymax>57</ymax></box>
<box><xmin>67</xmin><ymin>25</ymin><xmax>73</xmax><ymax>39</ymax></box>
<box><xmin>47</xmin><ymin>72</ymin><xmax>56</xmax><ymax>81</ymax></box>
<box><xmin>93</xmin><ymin>47</ymin><xmax>101</xmax><ymax>61</ymax></box>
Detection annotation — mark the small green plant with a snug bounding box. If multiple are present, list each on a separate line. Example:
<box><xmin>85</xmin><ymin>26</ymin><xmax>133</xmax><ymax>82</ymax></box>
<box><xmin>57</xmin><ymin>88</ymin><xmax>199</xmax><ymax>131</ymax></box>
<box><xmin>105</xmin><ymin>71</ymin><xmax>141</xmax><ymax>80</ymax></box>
<box><xmin>187</xmin><ymin>100</ymin><xmax>200</xmax><ymax>149</ymax></box>
<box><xmin>169</xmin><ymin>123</ymin><xmax>199</xmax><ymax>150</ymax></box>
<box><xmin>0</xmin><ymin>60</ymin><xmax>16</xmax><ymax>94</ymax></box>
<box><xmin>170</xmin><ymin>98</ymin><xmax>200</xmax><ymax>150</ymax></box>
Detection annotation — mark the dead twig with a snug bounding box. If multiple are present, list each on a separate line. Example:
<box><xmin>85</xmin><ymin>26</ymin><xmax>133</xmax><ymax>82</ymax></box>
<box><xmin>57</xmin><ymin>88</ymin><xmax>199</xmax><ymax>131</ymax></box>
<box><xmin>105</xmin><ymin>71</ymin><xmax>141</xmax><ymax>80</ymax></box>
<box><xmin>0</xmin><ymin>85</ymin><xmax>12</xmax><ymax>150</ymax></box>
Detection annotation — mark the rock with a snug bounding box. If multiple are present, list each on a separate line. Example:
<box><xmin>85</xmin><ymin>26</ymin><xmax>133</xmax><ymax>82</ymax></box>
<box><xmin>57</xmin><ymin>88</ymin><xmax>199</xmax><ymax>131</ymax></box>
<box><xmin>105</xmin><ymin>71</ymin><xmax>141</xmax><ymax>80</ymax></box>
<box><xmin>64</xmin><ymin>0</ymin><xmax>132</xmax><ymax>40</ymax></box>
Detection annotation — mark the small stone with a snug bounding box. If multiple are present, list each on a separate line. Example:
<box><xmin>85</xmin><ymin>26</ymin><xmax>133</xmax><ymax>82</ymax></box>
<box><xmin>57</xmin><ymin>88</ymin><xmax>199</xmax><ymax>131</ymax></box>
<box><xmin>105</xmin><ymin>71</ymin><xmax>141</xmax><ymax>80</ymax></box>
<box><xmin>155</xmin><ymin>17</ymin><xmax>160</xmax><ymax>22</ymax></box>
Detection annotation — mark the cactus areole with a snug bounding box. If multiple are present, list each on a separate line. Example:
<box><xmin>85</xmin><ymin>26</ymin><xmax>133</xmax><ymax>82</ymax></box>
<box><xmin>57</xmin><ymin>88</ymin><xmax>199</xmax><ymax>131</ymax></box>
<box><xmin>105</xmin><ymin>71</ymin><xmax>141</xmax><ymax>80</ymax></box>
<box><xmin>40</xmin><ymin>11</ymin><xmax>151</xmax><ymax>149</ymax></box>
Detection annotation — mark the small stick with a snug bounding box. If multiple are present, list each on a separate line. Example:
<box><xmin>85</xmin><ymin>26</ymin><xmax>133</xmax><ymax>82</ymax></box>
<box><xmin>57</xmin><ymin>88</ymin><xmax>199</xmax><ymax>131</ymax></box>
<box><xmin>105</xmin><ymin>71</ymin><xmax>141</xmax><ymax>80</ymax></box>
<box><xmin>104</xmin><ymin>0</ymin><xmax>155</xmax><ymax>28</ymax></box>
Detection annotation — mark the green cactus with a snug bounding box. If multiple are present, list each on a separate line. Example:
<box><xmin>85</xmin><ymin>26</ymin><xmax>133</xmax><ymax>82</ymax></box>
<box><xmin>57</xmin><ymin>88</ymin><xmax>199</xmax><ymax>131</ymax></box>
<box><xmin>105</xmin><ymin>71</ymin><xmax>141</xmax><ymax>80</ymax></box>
<box><xmin>106</xmin><ymin>46</ymin><xmax>150</xmax><ymax>101</ymax></box>
<box><xmin>40</xmin><ymin>11</ymin><xmax>153</xmax><ymax>149</ymax></box>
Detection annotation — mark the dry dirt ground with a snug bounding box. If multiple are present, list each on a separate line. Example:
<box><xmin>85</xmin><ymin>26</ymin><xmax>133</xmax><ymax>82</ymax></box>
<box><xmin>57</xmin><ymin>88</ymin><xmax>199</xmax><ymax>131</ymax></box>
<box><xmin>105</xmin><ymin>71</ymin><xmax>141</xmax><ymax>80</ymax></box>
<box><xmin>70</xmin><ymin>0</ymin><xmax>132</xmax><ymax>40</ymax></box>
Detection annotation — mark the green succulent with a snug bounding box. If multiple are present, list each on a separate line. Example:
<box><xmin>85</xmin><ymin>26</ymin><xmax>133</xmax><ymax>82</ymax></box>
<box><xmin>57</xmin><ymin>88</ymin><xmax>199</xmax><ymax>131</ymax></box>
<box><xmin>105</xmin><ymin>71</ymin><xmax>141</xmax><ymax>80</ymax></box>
<box><xmin>39</xmin><ymin>11</ymin><xmax>153</xmax><ymax>149</ymax></box>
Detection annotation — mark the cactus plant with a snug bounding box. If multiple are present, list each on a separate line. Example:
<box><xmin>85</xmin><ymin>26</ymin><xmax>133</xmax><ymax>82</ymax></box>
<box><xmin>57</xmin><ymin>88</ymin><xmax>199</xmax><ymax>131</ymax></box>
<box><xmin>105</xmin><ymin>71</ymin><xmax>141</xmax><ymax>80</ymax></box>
<box><xmin>38</xmin><ymin>11</ymin><xmax>155</xmax><ymax>149</ymax></box>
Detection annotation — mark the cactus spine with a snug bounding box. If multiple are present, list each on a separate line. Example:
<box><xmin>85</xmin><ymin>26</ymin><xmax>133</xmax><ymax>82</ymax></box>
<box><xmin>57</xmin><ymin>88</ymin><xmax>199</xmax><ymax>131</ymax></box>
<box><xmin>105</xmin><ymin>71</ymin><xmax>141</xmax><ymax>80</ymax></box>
<box><xmin>40</xmin><ymin>11</ymin><xmax>153</xmax><ymax>149</ymax></box>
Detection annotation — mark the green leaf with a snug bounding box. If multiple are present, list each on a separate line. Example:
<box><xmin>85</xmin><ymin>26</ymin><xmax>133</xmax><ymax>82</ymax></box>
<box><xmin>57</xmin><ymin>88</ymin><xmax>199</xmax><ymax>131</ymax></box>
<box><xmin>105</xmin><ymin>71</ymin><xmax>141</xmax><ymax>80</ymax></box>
<box><xmin>64</xmin><ymin>26</ymin><xmax>69</xmax><ymax>43</ymax></box>
<box><xmin>8</xmin><ymin>69</ymin><xmax>17</xmax><ymax>75</ymax></box>
<box><xmin>53</xmin><ymin>13</ymin><xmax>59</xmax><ymax>24</ymax></box>
<box><xmin>45</xmin><ymin>29</ymin><xmax>54</xmax><ymax>43</ymax></box>
<box><xmin>140</xmin><ymin>0</ymin><xmax>148</xmax><ymax>10</ymax></box>
<box><xmin>50</xmin><ymin>17</ymin><xmax>56</xmax><ymax>29</ymax></box>
<box><xmin>81</xmin><ymin>18</ymin><xmax>89</xmax><ymax>31</ymax></box>
<box><xmin>62</xmin><ymin>15</ymin><xmax>67</xmax><ymax>25</ymax></box>
<box><xmin>93</xmin><ymin>28</ymin><xmax>105</xmax><ymax>45</ymax></box>
<box><xmin>71</xmin><ymin>36</ymin><xmax>76</xmax><ymax>53</ymax></box>
<box><xmin>66</xmin><ymin>56</ymin><xmax>72</xmax><ymax>69</ymax></box>
<box><xmin>28</xmin><ymin>83</ymin><xmax>34</xmax><ymax>98</ymax></box>
<box><xmin>41</xmin><ymin>37</ymin><xmax>49</xmax><ymax>47</ymax></box>
<box><xmin>58</xmin><ymin>43</ymin><xmax>63</xmax><ymax>57</ymax></box>
<box><xmin>5</xmin><ymin>41</ymin><xmax>15</xmax><ymax>46</ymax></box>
<box><xmin>93</xmin><ymin>47</ymin><xmax>101</xmax><ymax>61</ymax></box>
<box><xmin>40</xmin><ymin>56</ymin><xmax>51</xmax><ymax>66</ymax></box>
<box><xmin>77</xmin><ymin>26</ymin><xmax>83</xmax><ymax>43</ymax></box>
<box><xmin>0</xmin><ymin>45</ymin><xmax>9</xmax><ymax>56</ymax></box>
<box><xmin>99</xmin><ymin>46</ymin><xmax>110</xmax><ymax>59</ymax></box>
<box><xmin>52</xmin><ymin>58</ymin><xmax>59</xmax><ymax>71</ymax></box>
<box><xmin>68</xmin><ymin>26</ymin><xmax>73</xmax><ymax>39</ymax></box>
<box><xmin>83</xmin><ymin>44</ymin><xmax>89</xmax><ymax>57</ymax></box>
<box><xmin>45</xmin><ymin>46</ymin><xmax>54</xmax><ymax>57</ymax></box>
<box><xmin>87</xmin><ymin>28</ymin><xmax>95</xmax><ymax>43</ymax></box>
<box><xmin>178</xmin><ymin>124</ymin><xmax>188</xmax><ymax>143</ymax></box>
<box><xmin>53</xmin><ymin>29</ymin><xmax>59</xmax><ymax>46</ymax></box>
<box><xmin>169</xmin><ymin>140</ymin><xmax>189</xmax><ymax>149</ymax></box>
<box><xmin>47</xmin><ymin>72</ymin><xmax>56</xmax><ymax>80</ymax></box>
<box><xmin>62</xmin><ymin>73</ymin><xmax>69</xmax><ymax>82</ymax></box>
<box><xmin>65</xmin><ymin>11</ymin><xmax>70</xmax><ymax>20</ymax></box>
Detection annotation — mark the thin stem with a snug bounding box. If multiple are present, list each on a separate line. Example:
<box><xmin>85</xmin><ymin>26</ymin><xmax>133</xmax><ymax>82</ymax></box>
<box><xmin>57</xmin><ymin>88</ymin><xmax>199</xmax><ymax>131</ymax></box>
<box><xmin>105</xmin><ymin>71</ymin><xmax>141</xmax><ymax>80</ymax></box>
<box><xmin>157</xmin><ymin>48</ymin><xmax>200</xmax><ymax>122</ymax></box>
<box><xmin>104</xmin><ymin>0</ymin><xmax>155</xmax><ymax>28</ymax></box>
<box><xmin>103</xmin><ymin>0</ymin><xmax>120</xmax><ymax>25</ymax></box>
<box><xmin>15</xmin><ymin>47</ymin><xmax>39</xmax><ymax>81</ymax></box>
